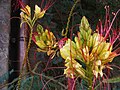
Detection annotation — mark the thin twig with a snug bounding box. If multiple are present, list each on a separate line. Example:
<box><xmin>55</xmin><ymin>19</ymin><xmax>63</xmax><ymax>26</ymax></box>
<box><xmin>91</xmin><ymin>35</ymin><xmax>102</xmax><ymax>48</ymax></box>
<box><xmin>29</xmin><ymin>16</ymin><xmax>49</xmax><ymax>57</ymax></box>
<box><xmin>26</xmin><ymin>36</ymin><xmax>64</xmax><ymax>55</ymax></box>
<box><xmin>62</xmin><ymin>0</ymin><xmax>80</xmax><ymax>37</ymax></box>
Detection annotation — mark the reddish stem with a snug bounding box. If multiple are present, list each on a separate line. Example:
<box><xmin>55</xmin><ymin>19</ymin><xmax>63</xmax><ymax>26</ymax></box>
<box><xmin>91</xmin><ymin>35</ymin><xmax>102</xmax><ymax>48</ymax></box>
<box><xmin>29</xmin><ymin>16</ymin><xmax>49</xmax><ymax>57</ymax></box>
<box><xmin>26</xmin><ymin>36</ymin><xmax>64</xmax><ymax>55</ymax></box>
<box><xmin>68</xmin><ymin>78</ymin><xmax>76</xmax><ymax>90</ymax></box>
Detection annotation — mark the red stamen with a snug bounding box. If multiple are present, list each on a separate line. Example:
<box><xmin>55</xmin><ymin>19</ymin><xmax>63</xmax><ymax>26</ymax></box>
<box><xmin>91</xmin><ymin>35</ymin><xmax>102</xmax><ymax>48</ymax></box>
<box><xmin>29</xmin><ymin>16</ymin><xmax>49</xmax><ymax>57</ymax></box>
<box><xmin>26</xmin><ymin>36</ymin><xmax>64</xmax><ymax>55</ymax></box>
<box><xmin>41</xmin><ymin>0</ymin><xmax>45</xmax><ymax>8</ymax></box>
<box><xmin>11</xmin><ymin>0</ymin><xmax>22</xmax><ymax>12</ymax></box>
<box><xmin>18</xmin><ymin>0</ymin><xmax>26</xmax><ymax>9</ymax></box>
<box><xmin>104</xmin><ymin>6</ymin><xmax>110</xmax><ymax>34</ymax></box>
<box><xmin>104</xmin><ymin>9</ymin><xmax>120</xmax><ymax>40</ymax></box>
<box><xmin>98</xmin><ymin>19</ymin><xmax>103</xmax><ymax>36</ymax></box>
<box><xmin>42</xmin><ymin>0</ymin><xmax>56</xmax><ymax>11</ymax></box>
<box><xmin>113</xmin><ymin>47</ymin><xmax>120</xmax><ymax>56</ymax></box>
<box><xmin>19</xmin><ymin>0</ymin><xmax>30</xmax><ymax>15</ymax></box>
<box><xmin>112</xmin><ymin>42</ymin><xmax>120</xmax><ymax>51</ymax></box>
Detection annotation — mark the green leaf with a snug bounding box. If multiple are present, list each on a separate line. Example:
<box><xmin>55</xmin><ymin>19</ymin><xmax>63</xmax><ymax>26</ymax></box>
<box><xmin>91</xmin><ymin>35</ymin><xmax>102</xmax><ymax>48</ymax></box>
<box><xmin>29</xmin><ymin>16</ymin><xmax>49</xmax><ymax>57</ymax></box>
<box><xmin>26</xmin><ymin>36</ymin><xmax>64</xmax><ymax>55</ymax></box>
<box><xmin>20</xmin><ymin>75</ymin><xmax>43</xmax><ymax>90</ymax></box>
<box><xmin>95</xmin><ymin>76</ymin><xmax>120</xmax><ymax>90</ymax></box>
<box><xmin>103</xmin><ymin>76</ymin><xmax>120</xmax><ymax>83</ymax></box>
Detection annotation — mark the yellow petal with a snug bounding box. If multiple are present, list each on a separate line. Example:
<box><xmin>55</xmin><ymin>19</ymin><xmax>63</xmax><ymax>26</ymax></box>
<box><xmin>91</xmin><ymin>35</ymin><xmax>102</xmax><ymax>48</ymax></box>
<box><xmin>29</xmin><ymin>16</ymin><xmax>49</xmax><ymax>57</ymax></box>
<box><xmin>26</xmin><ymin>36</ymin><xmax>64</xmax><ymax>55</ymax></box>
<box><xmin>93</xmin><ymin>70</ymin><xmax>98</xmax><ymax>78</ymax></box>
<box><xmin>101</xmin><ymin>43</ymin><xmax>111</xmax><ymax>53</ymax></box>
<box><xmin>99</xmin><ymin>51</ymin><xmax>110</xmax><ymax>60</ymax></box>
<box><xmin>36</xmin><ymin>40</ymin><xmax>46</xmax><ymax>49</ymax></box>
<box><xmin>64</xmin><ymin>57</ymin><xmax>85</xmax><ymax>78</ymax></box>
<box><xmin>99</xmin><ymin>70</ymin><xmax>103</xmax><ymax>77</ymax></box>
<box><xmin>21</xmin><ymin>5</ymin><xmax>31</xmax><ymax>16</ymax></box>
<box><xmin>34</xmin><ymin>5</ymin><xmax>45</xmax><ymax>18</ymax></box>
<box><xmin>87</xmin><ymin>36</ymin><xmax>93</xmax><ymax>48</ymax></box>
<box><xmin>20</xmin><ymin>12</ymin><xmax>24</xmax><ymax>18</ymax></box>
<box><xmin>75</xmin><ymin>37</ymin><xmax>80</xmax><ymax>49</ymax></box>
<box><xmin>35</xmin><ymin>5</ymin><xmax>41</xmax><ymax>14</ymax></box>
<box><xmin>60</xmin><ymin>46</ymin><xmax>71</xmax><ymax>59</ymax></box>
<box><xmin>96</xmin><ymin>60</ymin><xmax>101</xmax><ymax>66</ymax></box>
<box><xmin>26</xmin><ymin>5</ymin><xmax>31</xmax><ymax>13</ymax></box>
<box><xmin>96</xmin><ymin>42</ymin><xmax>105</xmax><ymax>54</ymax></box>
<box><xmin>60</xmin><ymin>39</ymin><xmax>76</xmax><ymax>59</ymax></box>
<box><xmin>99</xmin><ymin>66</ymin><xmax>104</xmax><ymax>77</ymax></box>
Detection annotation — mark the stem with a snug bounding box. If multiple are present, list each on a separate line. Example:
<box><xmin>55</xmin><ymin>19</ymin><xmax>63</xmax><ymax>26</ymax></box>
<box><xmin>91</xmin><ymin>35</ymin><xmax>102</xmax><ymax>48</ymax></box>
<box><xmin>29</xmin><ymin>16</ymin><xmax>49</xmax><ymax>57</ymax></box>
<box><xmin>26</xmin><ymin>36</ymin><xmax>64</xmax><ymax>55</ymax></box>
<box><xmin>68</xmin><ymin>78</ymin><xmax>76</xmax><ymax>90</ymax></box>
<box><xmin>62</xmin><ymin>0</ymin><xmax>80</xmax><ymax>37</ymax></box>
<box><xmin>88</xmin><ymin>77</ymin><xmax>93</xmax><ymax>90</ymax></box>
<box><xmin>86</xmin><ymin>64</ymin><xmax>93</xmax><ymax>90</ymax></box>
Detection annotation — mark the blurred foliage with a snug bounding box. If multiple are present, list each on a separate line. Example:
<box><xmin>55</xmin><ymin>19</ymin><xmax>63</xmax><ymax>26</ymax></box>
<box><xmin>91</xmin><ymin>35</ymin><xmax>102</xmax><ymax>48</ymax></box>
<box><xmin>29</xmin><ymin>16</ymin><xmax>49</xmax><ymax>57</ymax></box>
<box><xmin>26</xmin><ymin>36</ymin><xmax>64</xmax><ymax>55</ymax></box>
<box><xmin>20</xmin><ymin>75</ymin><xmax>67</xmax><ymax>90</ymax></box>
<box><xmin>0</xmin><ymin>69</ymin><xmax>14</xmax><ymax>84</ymax></box>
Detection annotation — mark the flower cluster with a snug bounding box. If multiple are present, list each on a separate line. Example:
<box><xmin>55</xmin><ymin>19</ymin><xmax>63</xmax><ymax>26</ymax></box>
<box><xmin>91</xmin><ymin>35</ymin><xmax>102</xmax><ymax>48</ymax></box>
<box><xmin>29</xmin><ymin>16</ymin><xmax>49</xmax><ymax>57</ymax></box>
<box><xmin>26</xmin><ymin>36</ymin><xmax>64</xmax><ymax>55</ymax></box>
<box><xmin>60</xmin><ymin>16</ymin><xmax>119</xmax><ymax>79</ymax></box>
<box><xmin>32</xmin><ymin>24</ymin><xmax>57</xmax><ymax>56</ymax></box>
<box><xmin>20</xmin><ymin>5</ymin><xmax>46</xmax><ymax>27</ymax></box>
<box><xmin>60</xmin><ymin>39</ymin><xmax>85</xmax><ymax>78</ymax></box>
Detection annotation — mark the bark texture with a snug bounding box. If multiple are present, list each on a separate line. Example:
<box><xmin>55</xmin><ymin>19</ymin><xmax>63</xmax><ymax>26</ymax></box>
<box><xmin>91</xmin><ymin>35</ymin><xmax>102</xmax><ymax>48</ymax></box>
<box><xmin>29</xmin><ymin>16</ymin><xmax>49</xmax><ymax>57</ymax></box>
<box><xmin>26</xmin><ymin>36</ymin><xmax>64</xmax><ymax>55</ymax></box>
<box><xmin>0</xmin><ymin>0</ymin><xmax>10</xmax><ymax>90</ymax></box>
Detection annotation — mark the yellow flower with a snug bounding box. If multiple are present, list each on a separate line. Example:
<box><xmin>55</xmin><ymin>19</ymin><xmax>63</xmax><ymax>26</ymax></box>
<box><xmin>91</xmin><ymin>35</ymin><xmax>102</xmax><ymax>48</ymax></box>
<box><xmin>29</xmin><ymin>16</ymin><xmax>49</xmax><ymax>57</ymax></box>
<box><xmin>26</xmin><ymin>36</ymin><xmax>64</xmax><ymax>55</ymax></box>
<box><xmin>34</xmin><ymin>5</ymin><xmax>46</xmax><ymax>19</ymax></box>
<box><xmin>60</xmin><ymin>39</ymin><xmax>77</xmax><ymax>59</ymax></box>
<box><xmin>20</xmin><ymin>5</ymin><xmax>46</xmax><ymax>27</ymax></box>
<box><xmin>20</xmin><ymin>5</ymin><xmax>32</xmax><ymax>26</ymax></box>
<box><xmin>82</xmin><ymin>46</ymin><xmax>90</xmax><ymax>64</ymax></box>
<box><xmin>61</xmin><ymin>16</ymin><xmax>119</xmax><ymax>79</ymax></box>
<box><xmin>21</xmin><ymin>5</ymin><xmax>31</xmax><ymax>16</ymax></box>
<box><xmin>93</xmin><ymin>60</ymin><xmax>104</xmax><ymax>78</ymax></box>
<box><xmin>32</xmin><ymin>24</ymin><xmax>57</xmax><ymax>56</ymax></box>
<box><xmin>64</xmin><ymin>57</ymin><xmax>85</xmax><ymax>78</ymax></box>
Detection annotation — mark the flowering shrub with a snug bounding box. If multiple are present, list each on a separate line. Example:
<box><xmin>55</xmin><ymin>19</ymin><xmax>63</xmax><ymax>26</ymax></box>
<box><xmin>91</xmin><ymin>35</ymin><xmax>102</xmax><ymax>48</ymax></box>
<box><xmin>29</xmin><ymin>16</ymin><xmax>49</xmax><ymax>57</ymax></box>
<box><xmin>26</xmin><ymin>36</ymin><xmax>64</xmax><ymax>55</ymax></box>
<box><xmin>5</xmin><ymin>0</ymin><xmax>120</xmax><ymax>90</ymax></box>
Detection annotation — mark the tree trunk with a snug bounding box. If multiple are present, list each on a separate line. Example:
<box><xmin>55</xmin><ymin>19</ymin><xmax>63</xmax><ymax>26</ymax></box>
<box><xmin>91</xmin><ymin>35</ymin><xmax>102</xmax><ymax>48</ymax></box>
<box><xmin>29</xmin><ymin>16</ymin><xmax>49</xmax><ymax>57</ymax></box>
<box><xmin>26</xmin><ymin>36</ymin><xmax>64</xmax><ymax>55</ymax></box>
<box><xmin>0</xmin><ymin>0</ymin><xmax>10</xmax><ymax>89</ymax></box>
